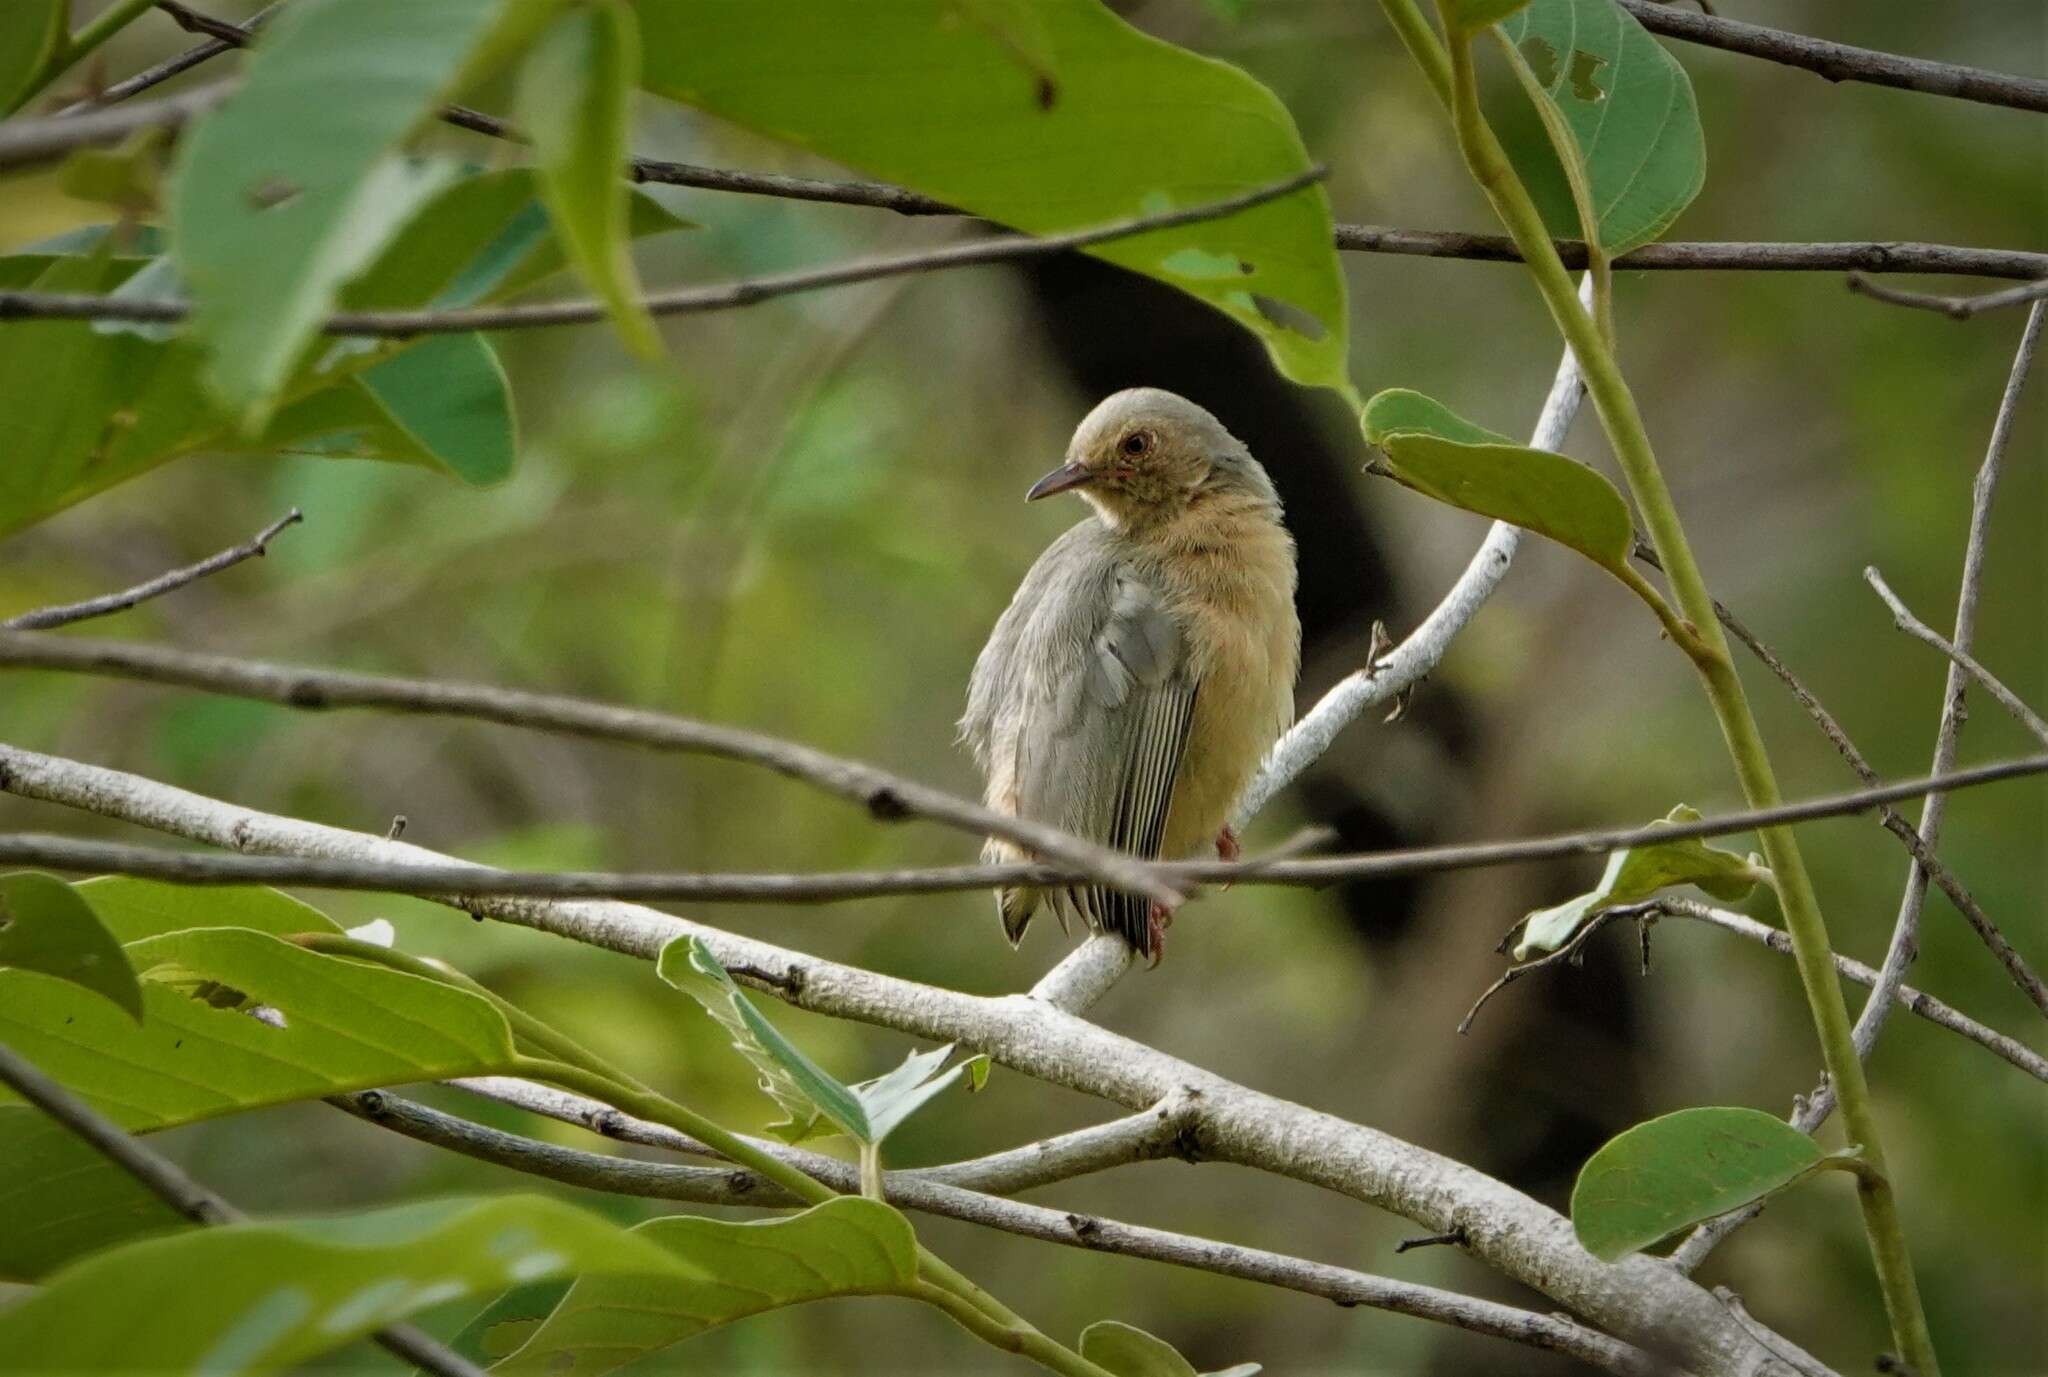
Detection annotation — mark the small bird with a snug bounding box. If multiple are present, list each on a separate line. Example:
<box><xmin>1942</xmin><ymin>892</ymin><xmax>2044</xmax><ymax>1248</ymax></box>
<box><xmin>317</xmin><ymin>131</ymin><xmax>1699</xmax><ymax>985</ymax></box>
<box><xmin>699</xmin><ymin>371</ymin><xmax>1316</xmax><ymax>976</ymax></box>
<box><xmin>961</xmin><ymin>389</ymin><xmax>1300</xmax><ymax>962</ymax></box>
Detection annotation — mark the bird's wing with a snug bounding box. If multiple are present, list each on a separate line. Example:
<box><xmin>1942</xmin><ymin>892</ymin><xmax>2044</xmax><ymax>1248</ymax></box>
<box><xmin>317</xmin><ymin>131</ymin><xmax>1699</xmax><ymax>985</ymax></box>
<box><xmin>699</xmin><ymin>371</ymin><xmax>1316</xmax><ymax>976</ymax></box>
<box><xmin>988</xmin><ymin>528</ymin><xmax>1197</xmax><ymax>952</ymax></box>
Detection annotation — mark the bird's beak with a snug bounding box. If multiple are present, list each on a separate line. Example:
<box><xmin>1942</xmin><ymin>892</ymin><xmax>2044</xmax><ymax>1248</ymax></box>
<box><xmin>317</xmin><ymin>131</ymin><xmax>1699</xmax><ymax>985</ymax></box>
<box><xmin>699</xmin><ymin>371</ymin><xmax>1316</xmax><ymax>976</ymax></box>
<box><xmin>1025</xmin><ymin>462</ymin><xmax>1094</xmax><ymax>502</ymax></box>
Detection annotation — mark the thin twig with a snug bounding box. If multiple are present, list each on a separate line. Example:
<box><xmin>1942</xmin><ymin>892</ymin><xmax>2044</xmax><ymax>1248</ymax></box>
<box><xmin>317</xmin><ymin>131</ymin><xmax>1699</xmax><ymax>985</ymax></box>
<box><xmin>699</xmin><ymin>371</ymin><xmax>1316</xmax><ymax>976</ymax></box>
<box><xmin>3</xmin><ymin>509</ymin><xmax>302</xmax><ymax>631</ymax></box>
<box><xmin>0</xmin><ymin>632</ymin><xmax>1178</xmax><ymax>906</ymax></box>
<box><xmin>1847</xmin><ymin>274</ymin><xmax>2048</xmax><ymax>322</ymax></box>
<box><xmin>333</xmin><ymin>1089</ymin><xmax>1666</xmax><ymax>1376</ymax></box>
<box><xmin>1868</xmin><ymin>568</ymin><xmax>2048</xmax><ymax>749</ymax></box>
<box><xmin>1634</xmin><ymin>538</ymin><xmax>2048</xmax><ymax>1015</ymax></box>
<box><xmin>60</xmin><ymin>3</ymin><xmax>282</xmax><ymax>111</ymax></box>
<box><xmin>0</xmin><ymin>1040</ymin><xmax>486</xmax><ymax>1377</ymax></box>
<box><xmin>0</xmin><ymin>168</ymin><xmax>1329</xmax><ymax>336</ymax></box>
<box><xmin>152</xmin><ymin>0</ymin><xmax>250</xmax><ymax>46</ymax></box>
<box><xmin>1672</xmin><ymin>299</ymin><xmax>2048</xmax><ymax>1273</ymax></box>
<box><xmin>1614</xmin><ymin>0</ymin><xmax>2048</xmax><ymax>113</ymax></box>
<box><xmin>1459</xmin><ymin>904</ymin><xmax>1656</xmax><ymax>1034</ymax></box>
<box><xmin>1</xmin><ymin>756</ymin><xmax>2044</xmax><ymax>899</ymax></box>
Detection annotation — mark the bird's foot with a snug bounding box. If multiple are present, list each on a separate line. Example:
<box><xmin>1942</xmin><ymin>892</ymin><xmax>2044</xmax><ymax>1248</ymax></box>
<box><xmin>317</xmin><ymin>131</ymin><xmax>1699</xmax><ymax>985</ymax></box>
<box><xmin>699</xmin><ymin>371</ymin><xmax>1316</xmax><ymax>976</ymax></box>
<box><xmin>1145</xmin><ymin>902</ymin><xmax>1174</xmax><ymax>969</ymax></box>
<box><xmin>1215</xmin><ymin>826</ymin><xmax>1241</xmax><ymax>862</ymax></box>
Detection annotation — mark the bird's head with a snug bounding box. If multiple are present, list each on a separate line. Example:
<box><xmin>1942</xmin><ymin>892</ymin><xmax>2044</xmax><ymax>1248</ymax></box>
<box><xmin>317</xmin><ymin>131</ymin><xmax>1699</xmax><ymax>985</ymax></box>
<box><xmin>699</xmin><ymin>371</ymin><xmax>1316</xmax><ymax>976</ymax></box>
<box><xmin>1026</xmin><ymin>388</ymin><xmax>1276</xmax><ymax>528</ymax></box>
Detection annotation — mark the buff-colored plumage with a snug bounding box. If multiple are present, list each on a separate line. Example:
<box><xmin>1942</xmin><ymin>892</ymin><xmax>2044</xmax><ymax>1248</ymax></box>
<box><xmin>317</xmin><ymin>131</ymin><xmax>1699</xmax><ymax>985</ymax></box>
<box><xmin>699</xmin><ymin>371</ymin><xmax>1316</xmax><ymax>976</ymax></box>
<box><xmin>960</xmin><ymin>389</ymin><xmax>1300</xmax><ymax>960</ymax></box>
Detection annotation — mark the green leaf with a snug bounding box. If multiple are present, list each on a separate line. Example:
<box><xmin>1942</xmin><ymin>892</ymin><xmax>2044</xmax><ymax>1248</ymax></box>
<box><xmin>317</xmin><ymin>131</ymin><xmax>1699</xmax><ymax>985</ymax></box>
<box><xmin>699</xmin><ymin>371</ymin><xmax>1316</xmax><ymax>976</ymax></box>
<box><xmin>0</xmin><ymin>1195</ymin><xmax>689</xmax><ymax>1376</ymax></box>
<box><xmin>0</xmin><ymin>872</ymin><xmax>143</xmax><ymax>1022</ymax></box>
<box><xmin>168</xmin><ymin>0</ymin><xmax>547</xmax><ymax>426</ymax></box>
<box><xmin>74</xmin><ymin>877</ymin><xmax>342</xmax><ymax>944</ymax></box>
<box><xmin>657</xmin><ymin>937</ymin><xmax>868</xmax><ymax>1142</ymax></box>
<box><xmin>0</xmin><ymin>0</ymin><xmax>65</xmax><ymax>114</ymax></box>
<box><xmin>492</xmin><ymin>1198</ymin><xmax>918</xmax><ymax>1376</ymax></box>
<box><xmin>1446</xmin><ymin>0</ymin><xmax>1532</xmax><ymax>29</ymax></box>
<box><xmin>0</xmin><ymin>926</ymin><xmax>520</xmax><ymax>1131</ymax></box>
<box><xmin>0</xmin><ymin>1107</ymin><xmax>186</xmax><ymax>1281</ymax></box>
<box><xmin>850</xmin><ymin>1043</ymin><xmax>988</xmax><ymax>1144</ymax></box>
<box><xmin>1362</xmin><ymin>386</ymin><xmax>1635</xmax><ymax>574</ymax></box>
<box><xmin>1498</xmin><ymin>0</ymin><xmax>1705</xmax><ymax>256</ymax></box>
<box><xmin>514</xmin><ymin>2</ymin><xmax>660</xmax><ymax>358</ymax></box>
<box><xmin>357</xmin><ymin>333</ymin><xmax>518</xmax><ymax>484</ymax></box>
<box><xmin>637</xmin><ymin>1</ymin><xmax>1352</xmax><ymax>403</ymax></box>
<box><xmin>1514</xmin><ymin>805</ymin><xmax>1766</xmax><ymax>959</ymax></box>
<box><xmin>1572</xmin><ymin>1107</ymin><xmax>1852</xmax><ymax>1261</ymax></box>
<box><xmin>1080</xmin><ymin>1321</ymin><xmax>1258</xmax><ymax>1377</ymax></box>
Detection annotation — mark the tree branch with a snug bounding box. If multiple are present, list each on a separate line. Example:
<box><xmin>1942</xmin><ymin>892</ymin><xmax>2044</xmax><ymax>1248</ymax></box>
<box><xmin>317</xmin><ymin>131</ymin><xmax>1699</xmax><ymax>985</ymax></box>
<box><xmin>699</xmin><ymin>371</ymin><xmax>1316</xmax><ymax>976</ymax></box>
<box><xmin>328</xmin><ymin>1088</ymin><xmax>1674</xmax><ymax>1377</ymax></box>
<box><xmin>2</xmin><ymin>509</ymin><xmax>301</xmax><ymax>631</ymax></box>
<box><xmin>0</xmin><ymin>81</ymin><xmax>228</xmax><ymax>171</ymax></box>
<box><xmin>1847</xmin><ymin>274</ymin><xmax>2048</xmax><ymax>322</ymax></box>
<box><xmin>0</xmin><ymin>634</ymin><xmax>1179</xmax><ymax>908</ymax></box>
<box><xmin>58</xmin><ymin>2</ymin><xmax>283</xmax><ymax>111</ymax></box>
<box><xmin>1614</xmin><ymin>0</ymin><xmax>2048</xmax><ymax>114</ymax></box>
<box><xmin>1868</xmin><ymin>569</ymin><xmax>2048</xmax><ymax>750</ymax></box>
<box><xmin>2</xmin><ymin>753</ymin><xmax>2043</xmax><ymax>899</ymax></box>
<box><xmin>0</xmin><ymin>1040</ymin><xmax>486</xmax><ymax>1377</ymax></box>
<box><xmin>0</xmin><ymin>169</ymin><xmax>1329</xmax><ymax>337</ymax></box>
<box><xmin>444</xmin><ymin>1076</ymin><xmax>1202</xmax><ymax>1197</ymax></box>
<box><xmin>0</xmin><ymin>742</ymin><xmax>1806</xmax><ymax>1377</ymax></box>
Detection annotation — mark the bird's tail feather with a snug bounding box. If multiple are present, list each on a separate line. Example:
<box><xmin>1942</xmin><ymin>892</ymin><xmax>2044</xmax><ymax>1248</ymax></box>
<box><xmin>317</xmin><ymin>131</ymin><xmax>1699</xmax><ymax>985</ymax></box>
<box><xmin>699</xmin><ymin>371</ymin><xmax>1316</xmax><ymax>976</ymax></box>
<box><xmin>996</xmin><ymin>886</ymin><xmax>1038</xmax><ymax>946</ymax></box>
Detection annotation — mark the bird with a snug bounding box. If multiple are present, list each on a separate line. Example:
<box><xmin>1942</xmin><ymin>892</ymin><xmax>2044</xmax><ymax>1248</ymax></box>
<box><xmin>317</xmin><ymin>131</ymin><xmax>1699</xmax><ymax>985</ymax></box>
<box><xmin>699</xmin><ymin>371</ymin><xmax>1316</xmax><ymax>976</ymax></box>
<box><xmin>960</xmin><ymin>388</ymin><xmax>1300</xmax><ymax>963</ymax></box>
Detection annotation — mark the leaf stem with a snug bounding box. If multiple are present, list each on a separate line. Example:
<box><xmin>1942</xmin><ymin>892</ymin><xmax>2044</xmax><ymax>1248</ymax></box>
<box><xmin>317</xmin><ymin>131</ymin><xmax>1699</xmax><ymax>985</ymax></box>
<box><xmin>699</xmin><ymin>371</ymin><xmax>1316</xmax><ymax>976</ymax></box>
<box><xmin>908</xmin><ymin>1280</ymin><xmax>1119</xmax><ymax>1377</ymax></box>
<box><xmin>52</xmin><ymin>0</ymin><xmax>164</xmax><ymax>82</ymax></box>
<box><xmin>1409</xmin><ymin>5</ymin><xmax>1938</xmax><ymax>1371</ymax></box>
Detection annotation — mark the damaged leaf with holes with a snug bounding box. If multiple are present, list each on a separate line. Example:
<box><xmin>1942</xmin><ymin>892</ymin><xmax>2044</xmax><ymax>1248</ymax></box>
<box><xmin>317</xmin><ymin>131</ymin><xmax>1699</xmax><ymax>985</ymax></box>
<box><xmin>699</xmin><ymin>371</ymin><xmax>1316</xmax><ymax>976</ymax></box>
<box><xmin>1498</xmin><ymin>0</ymin><xmax>1705</xmax><ymax>256</ymax></box>
<box><xmin>1513</xmin><ymin>806</ymin><xmax>1769</xmax><ymax>960</ymax></box>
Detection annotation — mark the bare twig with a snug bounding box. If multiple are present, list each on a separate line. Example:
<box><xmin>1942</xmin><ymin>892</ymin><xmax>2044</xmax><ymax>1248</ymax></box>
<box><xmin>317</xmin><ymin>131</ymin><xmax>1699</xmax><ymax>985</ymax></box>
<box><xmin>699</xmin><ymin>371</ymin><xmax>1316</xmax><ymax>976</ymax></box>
<box><xmin>1460</xmin><ymin>904</ymin><xmax>1656</xmax><ymax>1035</ymax></box>
<box><xmin>60</xmin><ymin>3</ymin><xmax>282</xmax><ymax>111</ymax></box>
<box><xmin>332</xmin><ymin>1089</ymin><xmax>1669</xmax><ymax>1376</ymax></box>
<box><xmin>0</xmin><ymin>1040</ymin><xmax>486</xmax><ymax>1377</ymax></box>
<box><xmin>0</xmin><ymin>168</ymin><xmax>1328</xmax><ymax>337</ymax></box>
<box><xmin>1644</xmin><ymin>900</ymin><xmax>2046</xmax><ymax>1084</ymax></box>
<box><xmin>1673</xmin><ymin>298</ymin><xmax>2048</xmax><ymax>1272</ymax></box>
<box><xmin>0</xmin><ymin>82</ymin><xmax>230</xmax><ymax>171</ymax></box>
<box><xmin>1848</xmin><ymin>274</ymin><xmax>2048</xmax><ymax>322</ymax></box>
<box><xmin>445</xmin><ymin>1076</ymin><xmax>1203</xmax><ymax>1197</ymax></box>
<box><xmin>0</xmin><ymin>633</ymin><xmax>1178</xmax><ymax>907</ymax></box>
<box><xmin>1868</xmin><ymin>569</ymin><xmax>2048</xmax><ymax>749</ymax></box>
<box><xmin>0</xmin><ymin>742</ymin><xmax>1829</xmax><ymax>1376</ymax></box>
<box><xmin>3</xmin><ymin>509</ymin><xmax>302</xmax><ymax>631</ymax></box>
<box><xmin>2</xmin><ymin>756</ymin><xmax>2044</xmax><ymax>899</ymax></box>
<box><xmin>152</xmin><ymin>0</ymin><xmax>251</xmax><ymax>46</ymax></box>
<box><xmin>1614</xmin><ymin>0</ymin><xmax>2048</xmax><ymax>113</ymax></box>
<box><xmin>1636</xmin><ymin>538</ymin><xmax>2048</xmax><ymax>1015</ymax></box>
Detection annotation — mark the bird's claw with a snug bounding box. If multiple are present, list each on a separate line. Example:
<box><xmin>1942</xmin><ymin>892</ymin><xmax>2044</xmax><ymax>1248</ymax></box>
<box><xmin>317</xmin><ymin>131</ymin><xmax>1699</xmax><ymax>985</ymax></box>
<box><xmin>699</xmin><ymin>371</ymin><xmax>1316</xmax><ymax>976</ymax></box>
<box><xmin>1146</xmin><ymin>902</ymin><xmax>1174</xmax><ymax>968</ymax></box>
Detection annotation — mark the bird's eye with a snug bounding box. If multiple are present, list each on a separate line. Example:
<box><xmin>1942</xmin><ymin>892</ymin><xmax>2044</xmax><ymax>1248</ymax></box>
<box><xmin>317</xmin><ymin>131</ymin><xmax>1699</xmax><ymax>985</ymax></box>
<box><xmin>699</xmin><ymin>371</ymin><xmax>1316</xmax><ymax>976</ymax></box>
<box><xmin>1120</xmin><ymin>431</ymin><xmax>1152</xmax><ymax>458</ymax></box>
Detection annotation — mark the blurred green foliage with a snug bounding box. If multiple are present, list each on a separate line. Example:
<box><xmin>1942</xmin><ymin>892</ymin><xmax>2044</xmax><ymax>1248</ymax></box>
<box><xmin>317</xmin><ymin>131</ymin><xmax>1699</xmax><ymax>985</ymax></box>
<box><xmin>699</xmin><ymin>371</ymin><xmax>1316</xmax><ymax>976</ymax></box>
<box><xmin>0</xmin><ymin>1</ymin><xmax>2042</xmax><ymax>1374</ymax></box>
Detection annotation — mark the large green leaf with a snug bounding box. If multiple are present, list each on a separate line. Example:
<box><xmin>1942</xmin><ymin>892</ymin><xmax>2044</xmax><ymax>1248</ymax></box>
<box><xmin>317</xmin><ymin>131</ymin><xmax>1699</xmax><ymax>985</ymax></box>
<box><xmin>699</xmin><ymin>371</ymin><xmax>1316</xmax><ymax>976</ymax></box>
<box><xmin>1498</xmin><ymin>0</ymin><xmax>1705</xmax><ymax>256</ymax></box>
<box><xmin>637</xmin><ymin>1</ymin><xmax>1352</xmax><ymax>402</ymax></box>
<box><xmin>0</xmin><ymin>1107</ymin><xmax>186</xmax><ymax>1281</ymax></box>
<box><xmin>0</xmin><ymin>1195</ymin><xmax>690</xmax><ymax>1377</ymax></box>
<box><xmin>1573</xmin><ymin>1107</ymin><xmax>1853</xmax><ymax>1261</ymax></box>
<box><xmin>350</xmin><ymin>333</ymin><xmax>518</xmax><ymax>485</ymax></box>
<box><xmin>514</xmin><ymin>2</ymin><xmax>660</xmax><ymax>358</ymax></box>
<box><xmin>1362</xmin><ymin>387</ymin><xmax>1635</xmax><ymax>574</ymax></box>
<box><xmin>168</xmin><ymin>0</ymin><xmax>551</xmax><ymax>425</ymax></box>
<box><xmin>0</xmin><ymin>0</ymin><xmax>65</xmax><ymax>114</ymax></box>
<box><xmin>1514</xmin><ymin>805</ymin><xmax>1768</xmax><ymax>959</ymax></box>
<box><xmin>0</xmin><ymin>872</ymin><xmax>142</xmax><ymax>1022</ymax></box>
<box><xmin>492</xmin><ymin>1198</ymin><xmax>918</xmax><ymax>1376</ymax></box>
<box><xmin>74</xmin><ymin>877</ymin><xmax>342</xmax><ymax>945</ymax></box>
<box><xmin>0</xmin><ymin>927</ymin><xmax>520</xmax><ymax>1131</ymax></box>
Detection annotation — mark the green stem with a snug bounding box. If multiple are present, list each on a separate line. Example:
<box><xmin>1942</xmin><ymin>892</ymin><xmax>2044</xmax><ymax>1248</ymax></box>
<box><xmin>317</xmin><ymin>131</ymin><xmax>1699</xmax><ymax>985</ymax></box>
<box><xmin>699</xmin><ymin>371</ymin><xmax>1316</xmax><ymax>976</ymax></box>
<box><xmin>1404</xmin><ymin>6</ymin><xmax>1938</xmax><ymax>1372</ymax></box>
<box><xmin>52</xmin><ymin>0</ymin><xmax>163</xmax><ymax>78</ymax></box>
<box><xmin>909</xmin><ymin>1280</ymin><xmax>1120</xmax><ymax>1377</ymax></box>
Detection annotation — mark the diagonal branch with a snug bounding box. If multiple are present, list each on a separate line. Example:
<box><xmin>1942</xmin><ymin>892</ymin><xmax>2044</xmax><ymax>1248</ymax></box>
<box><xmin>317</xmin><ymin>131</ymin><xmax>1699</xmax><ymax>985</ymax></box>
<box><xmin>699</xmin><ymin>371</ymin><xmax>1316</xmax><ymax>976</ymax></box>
<box><xmin>1868</xmin><ymin>568</ymin><xmax>2048</xmax><ymax>749</ymax></box>
<box><xmin>3</xmin><ymin>509</ymin><xmax>301</xmax><ymax>631</ymax></box>
<box><xmin>0</xmin><ymin>1040</ymin><xmax>486</xmax><ymax>1377</ymax></box>
<box><xmin>1614</xmin><ymin>0</ymin><xmax>2048</xmax><ymax>113</ymax></box>
<box><xmin>331</xmin><ymin>1088</ymin><xmax>1670</xmax><ymax>1377</ymax></box>
<box><xmin>1848</xmin><ymin>274</ymin><xmax>2048</xmax><ymax>322</ymax></box>
<box><xmin>0</xmin><ymin>741</ymin><xmax>1809</xmax><ymax>1377</ymax></box>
